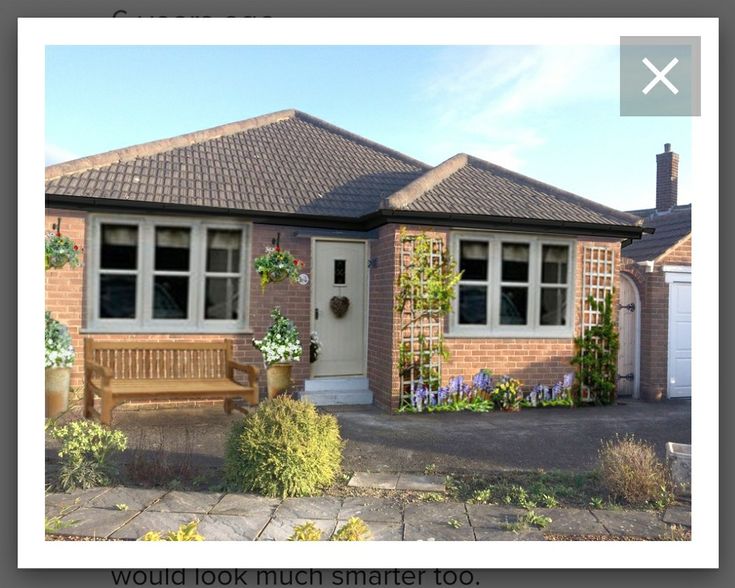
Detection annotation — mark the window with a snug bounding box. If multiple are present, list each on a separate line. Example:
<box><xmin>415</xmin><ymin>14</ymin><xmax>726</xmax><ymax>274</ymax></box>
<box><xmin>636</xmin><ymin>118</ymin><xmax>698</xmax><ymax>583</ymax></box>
<box><xmin>87</xmin><ymin>216</ymin><xmax>250</xmax><ymax>332</ymax></box>
<box><xmin>451</xmin><ymin>233</ymin><xmax>575</xmax><ymax>337</ymax></box>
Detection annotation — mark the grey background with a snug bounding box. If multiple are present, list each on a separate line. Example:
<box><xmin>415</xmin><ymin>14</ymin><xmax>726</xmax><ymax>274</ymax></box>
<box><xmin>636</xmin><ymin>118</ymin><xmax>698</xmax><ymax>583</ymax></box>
<box><xmin>620</xmin><ymin>36</ymin><xmax>701</xmax><ymax>116</ymax></box>
<box><xmin>1</xmin><ymin>0</ymin><xmax>730</xmax><ymax>586</ymax></box>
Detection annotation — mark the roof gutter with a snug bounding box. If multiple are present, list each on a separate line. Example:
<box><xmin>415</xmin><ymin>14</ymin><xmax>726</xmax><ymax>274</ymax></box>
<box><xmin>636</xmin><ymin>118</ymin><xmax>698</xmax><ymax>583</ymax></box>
<box><xmin>46</xmin><ymin>194</ymin><xmax>648</xmax><ymax>240</ymax></box>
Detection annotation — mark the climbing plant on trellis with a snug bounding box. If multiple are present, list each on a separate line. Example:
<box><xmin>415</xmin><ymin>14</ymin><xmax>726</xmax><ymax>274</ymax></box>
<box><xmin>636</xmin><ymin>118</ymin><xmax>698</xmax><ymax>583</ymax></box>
<box><xmin>571</xmin><ymin>245</ymin><xmax>619</xmax><ymax>404</ymax></box>
<box><xmin>395</xmin><ymin>229</ymin><xmax>462</xmax><ymax>406</ymax></box>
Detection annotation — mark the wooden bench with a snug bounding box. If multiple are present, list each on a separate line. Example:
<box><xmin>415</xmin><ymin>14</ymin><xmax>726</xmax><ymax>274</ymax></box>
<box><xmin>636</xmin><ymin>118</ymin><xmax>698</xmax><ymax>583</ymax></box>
<box><xmin>83</xmin><ymin>338</ymin><xmax>259</xmax><ymax>426</ymax></box>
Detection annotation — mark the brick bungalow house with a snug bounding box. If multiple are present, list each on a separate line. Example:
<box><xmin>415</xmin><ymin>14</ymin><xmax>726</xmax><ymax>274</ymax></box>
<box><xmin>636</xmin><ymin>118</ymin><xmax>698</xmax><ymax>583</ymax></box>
<box><xmin>45</xmin><ymin>109</ymin><xmax>648</xmax><ymax>412</ymax></box>
<box><xmin>620</xmin><ymin>144</ymin><xmax>691</xmax><ymax>401</ymax></box>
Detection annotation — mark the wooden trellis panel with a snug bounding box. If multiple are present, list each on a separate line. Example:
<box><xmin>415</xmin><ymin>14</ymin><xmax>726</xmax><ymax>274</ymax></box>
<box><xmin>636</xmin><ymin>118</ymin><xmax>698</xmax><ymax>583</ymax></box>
<box><xmin>581</xmin><ymin>245</ymin><xmax>616</xmax><ymax>332</ymax></box>
<box><xmin>398</xmin><ymin>236</ymin><xmax>444</xmax><ymax>405</ymax></box>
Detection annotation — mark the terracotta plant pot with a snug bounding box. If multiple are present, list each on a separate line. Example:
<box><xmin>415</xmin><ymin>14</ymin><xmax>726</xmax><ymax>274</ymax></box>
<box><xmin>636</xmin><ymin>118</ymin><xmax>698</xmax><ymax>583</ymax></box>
<box><xmin>45</xmin><ymin>367</ymin><xmax>71</xmax><ymax>418</ymax></box>
<box><xmin>266</xmin><ymin>363</ymin><xmax>293</xmax><ymax>399</ymax></box>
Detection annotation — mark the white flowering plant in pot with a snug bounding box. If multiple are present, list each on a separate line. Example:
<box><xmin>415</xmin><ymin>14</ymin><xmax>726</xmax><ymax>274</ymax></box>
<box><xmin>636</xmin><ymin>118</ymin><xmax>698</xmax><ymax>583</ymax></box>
<box><xmin>252</xmin><ymin>308</ymin><xmax>303</xmax><ymax>367</ymax></box>
<box><xmin>45</xmin><ymin>311</ymin><xmax>75</xmax><ymax>368</ymax></box>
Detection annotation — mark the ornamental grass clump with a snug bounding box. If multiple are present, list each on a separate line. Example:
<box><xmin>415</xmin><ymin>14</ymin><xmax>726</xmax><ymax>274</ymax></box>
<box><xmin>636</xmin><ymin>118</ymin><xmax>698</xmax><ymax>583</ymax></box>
<box><xmin>598</xmin><ymin>434</ymin><xmax>673</xmax><ymax>507</ymax></box>
<box><xmin>225</xmin><ymin>396</ymin><xmax>343</xmax><ymax>497</ymax></box>
<box><xmin>45</xmin><ymin>312</ymin><xmax>75</xmax><ymax>368</ymax></box>
<box><xmin>50</xmin><ymin>420</ymin><xmax>127</xmax><ymax>492</ymax></box>
<box><xmin>252</xmin><ymin>308</ymin><xmax>303</xmax><ymax>366</ymax></box>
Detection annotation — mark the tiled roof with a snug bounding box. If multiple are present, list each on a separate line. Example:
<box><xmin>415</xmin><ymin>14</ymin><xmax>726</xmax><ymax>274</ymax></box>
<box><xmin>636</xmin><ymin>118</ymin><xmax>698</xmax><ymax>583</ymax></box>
<box><xmin>384</xmin><ymin>154</ymin><xmax>643</xmax><ymax>226</ymax></box>
<box><xmin>622</xmin><ymin>204</ymin><xmax>691</xmax><ymax>261</ymax></box>
<box><xmin>46</xmin><ymin>110</ymin><xmax>644</xmax><ymax>234</ymax></box>
<box><xmin>45</xmin><ymin>110</ymin><xmax>429</xmax><ymax>218</ymax></box>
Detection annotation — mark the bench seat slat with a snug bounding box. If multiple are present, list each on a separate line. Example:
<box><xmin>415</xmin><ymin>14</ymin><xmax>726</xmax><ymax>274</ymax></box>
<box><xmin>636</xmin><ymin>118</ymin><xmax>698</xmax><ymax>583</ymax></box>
<box><xmin>109</xmin><ymin>378</ymin><xmax>253</xmax><ymax>395</ymax></box>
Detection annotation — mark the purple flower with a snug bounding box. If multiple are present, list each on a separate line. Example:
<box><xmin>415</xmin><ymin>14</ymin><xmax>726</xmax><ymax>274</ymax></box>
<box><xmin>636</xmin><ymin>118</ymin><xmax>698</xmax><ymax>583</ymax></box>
<box><xmin>472</xmin><ymin>371</ymin><xmax>493</xmax><ymax>394</ymax></box>
<box><xmin>552</xmin><ymin>382</ymin><xmax>563</xmax><ymax>399</ymax></box>
<box><xmin>563</xmin><ymin>372</ymin><xmax>574</xmax><ymax>389</ymax></box>
<box><xmin>448</xmin><ymin>375</ymin><xmax>464</xmax><ymax>396</ymax></box>
<box><xmin>438</xmin><ymin>386</ymin><xmax>449</xmax><ymax>404</ymax></box>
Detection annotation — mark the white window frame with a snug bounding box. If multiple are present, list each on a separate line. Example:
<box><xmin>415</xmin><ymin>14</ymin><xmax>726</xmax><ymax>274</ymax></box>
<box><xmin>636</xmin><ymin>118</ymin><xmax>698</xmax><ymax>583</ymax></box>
<box><xmin>84</xmin><ymin>214</ymin><xmax>252</xmax><ymax>333</ymax></box>
<box><xmin>449</xmin><ymin>231</ymin><xmax>576</xmax><ymax>338</ymax></box>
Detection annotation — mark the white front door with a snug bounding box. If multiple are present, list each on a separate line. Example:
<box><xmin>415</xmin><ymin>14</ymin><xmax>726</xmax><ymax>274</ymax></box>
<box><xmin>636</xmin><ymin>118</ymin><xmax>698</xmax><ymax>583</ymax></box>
<box><xmin>668</xmin><ymin>279</ymin><xmax>692</xmax><ymax>398</ymax></box>
<box><xmin>617</xmin><ymin>274</ymin><xmax>640</xmax><ymax>397</ymax></box>
<box><xmin>312</xmin><ymin>240</ymin><xmax>367</xmax><ymax>377</ymax></box>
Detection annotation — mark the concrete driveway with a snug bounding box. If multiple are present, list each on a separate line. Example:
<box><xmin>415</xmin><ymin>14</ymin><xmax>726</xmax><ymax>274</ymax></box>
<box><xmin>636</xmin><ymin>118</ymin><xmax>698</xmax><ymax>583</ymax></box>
<box><xmin>327</xmin><ymin>399</ymin><xmax>691</xmax><ymax>474</ymax></box>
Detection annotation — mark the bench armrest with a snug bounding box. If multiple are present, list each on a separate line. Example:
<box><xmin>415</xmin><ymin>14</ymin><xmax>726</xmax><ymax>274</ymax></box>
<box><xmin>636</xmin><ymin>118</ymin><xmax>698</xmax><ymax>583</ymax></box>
<box><xmin>85</xmin><ymin>360</ymin><xmax>113</xmax><ymax>384</ymax></box>
<box><xmin>227</xmin><ymin>361</ymin><xmax>260</xmax><ymax>388</ymax></box>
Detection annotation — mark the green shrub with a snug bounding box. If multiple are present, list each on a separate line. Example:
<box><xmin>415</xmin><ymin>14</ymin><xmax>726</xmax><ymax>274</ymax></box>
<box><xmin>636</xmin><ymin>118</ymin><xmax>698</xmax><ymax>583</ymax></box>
<box><xmin>289</xmin><ymin>521</ymin><xmax>323</xmax><ymax>541</ymax></box>
<box><xmin>332</xmin><ymin>517</ymin><xmax>371</xmax><ymax>541</ymax></box>
<box><xmin>140</xmin><ymin>520</ymin><xmax>204</xmax><ymax>541</ymax></box>
<box><xmin>598</xmin><ymin>435</ymin><xmax>673</xmax><ymax>506</ymax></box>
<box><xmin>50</xmin><ymin>420</ymin><xmax>127</xmax><ymax>492</ymax></box>
<box><xmin>225</xmin><ymin>397</ymin><xmax>343</xmax><ymax>497</ymax></box>
<box><xmin>491</xmin><ymin>376</ymin><xmax>522</xmax><ymax>411</ymax></box>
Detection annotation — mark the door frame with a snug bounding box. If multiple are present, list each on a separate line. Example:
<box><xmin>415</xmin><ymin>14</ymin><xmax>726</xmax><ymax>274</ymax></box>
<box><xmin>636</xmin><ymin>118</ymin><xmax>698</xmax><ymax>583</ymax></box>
<box><xmin>619</xmin><ymin>272</ymin><xmax>641</xmax><ymax>399</ymax></box>
<box><xmin>664</xmin><ymin>266</ymin><xmax>692</xmax><ymax>398</ymax></box>
<box><xmin>309</xmin><ymin>237</ymin><xmax>370</xmax><ymax>378</ymax></box>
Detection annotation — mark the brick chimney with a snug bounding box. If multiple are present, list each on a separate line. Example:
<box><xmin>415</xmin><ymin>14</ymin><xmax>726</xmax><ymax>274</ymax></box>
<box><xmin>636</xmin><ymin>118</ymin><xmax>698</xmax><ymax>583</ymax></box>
<box><xmin>656</xmin><ymin>143</ymin><xmax>679</xmax><ymax>212</ymax></box>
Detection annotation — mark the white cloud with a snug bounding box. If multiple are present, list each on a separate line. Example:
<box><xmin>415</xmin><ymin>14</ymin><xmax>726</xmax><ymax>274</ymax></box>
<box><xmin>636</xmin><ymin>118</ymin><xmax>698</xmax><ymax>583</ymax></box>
<box><xmin>45</xmin><ymin>143</ymin><xmax>79</xmax><ymax>165</ymax></box>
<box><xmin>421</xmin><ymin>46</ymin><xmax>618</xmax><ymax>170</ymax></box>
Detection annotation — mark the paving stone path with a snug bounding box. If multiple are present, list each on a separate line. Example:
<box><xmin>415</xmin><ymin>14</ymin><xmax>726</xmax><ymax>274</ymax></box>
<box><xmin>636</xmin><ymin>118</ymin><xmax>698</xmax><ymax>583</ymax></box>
<box><xmin>45</xmin><ymin>483</ymin><xmax>690</xmax><ymax>541</ymax></box>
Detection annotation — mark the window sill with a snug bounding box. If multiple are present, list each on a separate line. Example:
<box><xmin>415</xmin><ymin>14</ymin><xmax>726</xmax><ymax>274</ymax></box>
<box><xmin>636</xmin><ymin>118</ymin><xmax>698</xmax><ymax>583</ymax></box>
<box><xmin>80</xmin><ymin>326</ymin><xmax>253</xmax><ymax>336</ymax></box>
<box><xmin>445</xmin><ymin>329</ymin><xmax>574</xmax><ymax>340</ymax></box>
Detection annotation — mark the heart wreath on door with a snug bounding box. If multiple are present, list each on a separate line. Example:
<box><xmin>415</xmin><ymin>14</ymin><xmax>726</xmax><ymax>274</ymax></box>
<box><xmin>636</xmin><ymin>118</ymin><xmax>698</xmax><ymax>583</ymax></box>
<box><xmin>329</xmin><ymin>296</ymin><xmax>350</xmax><ymax>318</ymax></box>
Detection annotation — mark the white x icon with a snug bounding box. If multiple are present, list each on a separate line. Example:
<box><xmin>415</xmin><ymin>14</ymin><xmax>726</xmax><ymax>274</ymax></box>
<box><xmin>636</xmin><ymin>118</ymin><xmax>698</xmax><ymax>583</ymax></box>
<box><xmin>641</xmin><ymin>57</ymin><xmax>679</xmax><ymax>95</ymax></box>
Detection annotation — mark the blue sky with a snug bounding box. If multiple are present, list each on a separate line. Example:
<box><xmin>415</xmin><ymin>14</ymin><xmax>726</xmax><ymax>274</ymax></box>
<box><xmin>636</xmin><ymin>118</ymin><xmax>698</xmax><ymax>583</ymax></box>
<box><xmin>45</xmin><ymin>45</ymin><xmax>692</xmax><ymax>211</ymax></box>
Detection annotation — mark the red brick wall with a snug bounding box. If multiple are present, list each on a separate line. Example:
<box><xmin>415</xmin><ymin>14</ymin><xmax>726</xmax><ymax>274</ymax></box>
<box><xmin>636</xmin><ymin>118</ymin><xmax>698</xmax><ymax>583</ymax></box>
<box><xmin>367</xmin><ymin>225</ymin><xmax>398</xmax><ymax>410</ymax></box>
<box><xmin>622</xmin><ymin>234</ymin><xmax>691</xmax><ymax>401</ymax></box>
<box><xmin>45</xmin><ymin>209</ymin><xmax>312</xmax><ymax>407</ymax></box>
<box><xmin>382</xmin><ymin>225</ymin><xmax>621</xmax><ymax>411</ymax></box>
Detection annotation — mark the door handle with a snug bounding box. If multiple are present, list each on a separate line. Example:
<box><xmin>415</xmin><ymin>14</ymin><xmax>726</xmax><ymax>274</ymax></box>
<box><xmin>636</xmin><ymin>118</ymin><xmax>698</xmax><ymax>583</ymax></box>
<box><xmin>315</xmin><ymin>308</ymin><xmax>319</xmax><ymax>320</ymax></box>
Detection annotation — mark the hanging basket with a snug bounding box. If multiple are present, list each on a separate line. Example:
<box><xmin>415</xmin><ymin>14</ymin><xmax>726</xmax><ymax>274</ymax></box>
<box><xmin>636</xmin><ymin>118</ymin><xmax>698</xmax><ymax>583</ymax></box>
<box><xmin>329</xmin><ymin>296</ymin><xmax>350</xmax><ymax>318</ymax></box>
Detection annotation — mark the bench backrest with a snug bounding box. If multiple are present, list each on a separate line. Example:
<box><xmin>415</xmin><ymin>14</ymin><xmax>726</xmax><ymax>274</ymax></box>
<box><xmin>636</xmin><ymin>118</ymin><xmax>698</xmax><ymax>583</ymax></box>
<box><xmin>85</xmin><ymin>339</ymin><xmax>234</xmax><ymax>380</ymax></box>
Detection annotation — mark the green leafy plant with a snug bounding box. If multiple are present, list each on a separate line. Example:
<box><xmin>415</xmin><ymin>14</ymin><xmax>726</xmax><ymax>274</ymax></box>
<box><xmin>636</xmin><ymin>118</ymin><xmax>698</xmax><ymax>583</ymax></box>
<box><xmin>49</xmin><ymin>420</ymin><xmax>127</xmax><ymax>492</ymax></box>
<box><xmin>252</xmin><ymin>307</ymin><xmax>303</xmax><ymax>366</ymax></box>
<box><xmin>424</xmin><ymin>463</ymin><xmax>437</xmax><ymax>475</ymax></box>
<box><xmin>540</xmin><ymin>493</ymin><xmax>559</xmax><ymax>508</ymax></box>
<box><xmin>598</xmin><ymin>434</ymin><xmax>673</xmax><ymax>507</ymax></box>
<box><xmin>332</xmin><ymin>517</ymin><xmax>372</xmax><ymax>541</ymax></box>
<box><xmin>115</xmin><ymin>504</ymin><xmax>129</xmax><ymax>511</ymax></box>
<box><xmin>225</xmin><ymin>396</ymin><xmax>342</xmax><ymax>497</ymax></box>
<box><xmin>45</xmin><ymin>230</ymin><xmax>81</xmax><ymax>270</ymax></box>
<box><xmin>289</xmin><ymin>521</ymin><xmax>323</xmax><ymax>541</ymax></box>
<box><xmin>524</xmin><ymin>510</ymin><xmax>552</xmax><ymax>529</ymax></box>
<box><xmin>45</xmin><ymin>312</ymin><xmax>75</xmax><ymax>368</ymax></box>
<box><xmin>254</xmin><ymin>244</ymin><xmax>305</xmax><ymax>290</ymax></box>
<box><xmin>588</xmin><ymin>496</ymin><xmax>605</xmax><ymax>509</ymax></box>
<box><xmin>447</xmin><ymin>517</ymin><xmax>463</xmax><ymax>529</ymax></box>
<box><xmin>45</xmin><ymin>509</ymin><xmax>77</xmax><ymax>534</ymax></box>
<box><xmin>141</xmin><ymin>520</ymin><xmax>204</xmax><ymax>541</ymax></box>
<box><xmin>571</xmin><ymin>292</ymin><xmax>620</xmax><ymax>405</ymax></box>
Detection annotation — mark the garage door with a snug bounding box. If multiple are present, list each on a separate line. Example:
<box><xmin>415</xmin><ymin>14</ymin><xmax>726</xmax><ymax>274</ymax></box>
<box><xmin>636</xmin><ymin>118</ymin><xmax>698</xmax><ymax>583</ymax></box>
<box><xmin>667</xmin><ymin>279</ymin><xmax>691</xmax><ymax>398</ymax></box>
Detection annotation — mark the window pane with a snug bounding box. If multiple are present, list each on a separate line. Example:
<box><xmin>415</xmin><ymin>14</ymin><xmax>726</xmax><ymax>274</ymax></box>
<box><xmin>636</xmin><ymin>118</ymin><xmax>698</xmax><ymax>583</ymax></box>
<box><xmin>206</xmin><ymin>229</ymin><xmax>241</xmax><ymax>273</ymax></box>
<box><xmin>155</xmin><ymin>227</ymin><xmax>190</xmax><ymax>271</ymax></box>
<box><xmin>205</xmin><ymin>277</ymin><xmax>239</xmax><ymax>320</ymax></box>
<box><xmin>541</xmin><ymin>245</ymin><xmax>569</xmax><ymax>284</ymax></box>
<box><xmin>459</xmin><ymin>241</ymin><xmax>488</xmax><ymax>281</ymax></box>
<box><xmin>459</xmin><ymin>285</ymin><xmax>487</xmax><ymax>325</ymax></box>
<box><xmin>334</xmin><ymin>259</ymin><xmax>346</xmax><ymax>285</ymax></box>
<box><xmin>500</xmin><ymin>286</ymin><xmax>528</xmax><ymax>325</ymax></box>
<box><xmin>501</xmin><ymin>243</ymin><xmax>529</xmax><ymax>282</ymax></box>
<box><xmin>153</xmin><ymin>276</ymin><xmax>189</xmax><ymax>319</ymax></box>
<box><xmin>99</xmin><ymin>274</ymin><xmax>136</xmax><ymax>318</ymax></box>
<box><xmin>540</xmin><ymin>287</ymin><xmax>567</xmax><ymax>326</ymax></box>
<box><xmin>100</xmin><ymin>224</ymin><xmax>137</xmax><ymax>269</ymax></box>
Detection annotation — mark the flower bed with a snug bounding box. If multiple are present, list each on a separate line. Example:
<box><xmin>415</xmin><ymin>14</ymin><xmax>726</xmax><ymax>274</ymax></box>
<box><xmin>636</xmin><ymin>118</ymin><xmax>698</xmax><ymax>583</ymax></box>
<box><xmin>399</xmin><ymin>370</ymin><xmax>575</xmax><ymax>413</ymax></box>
